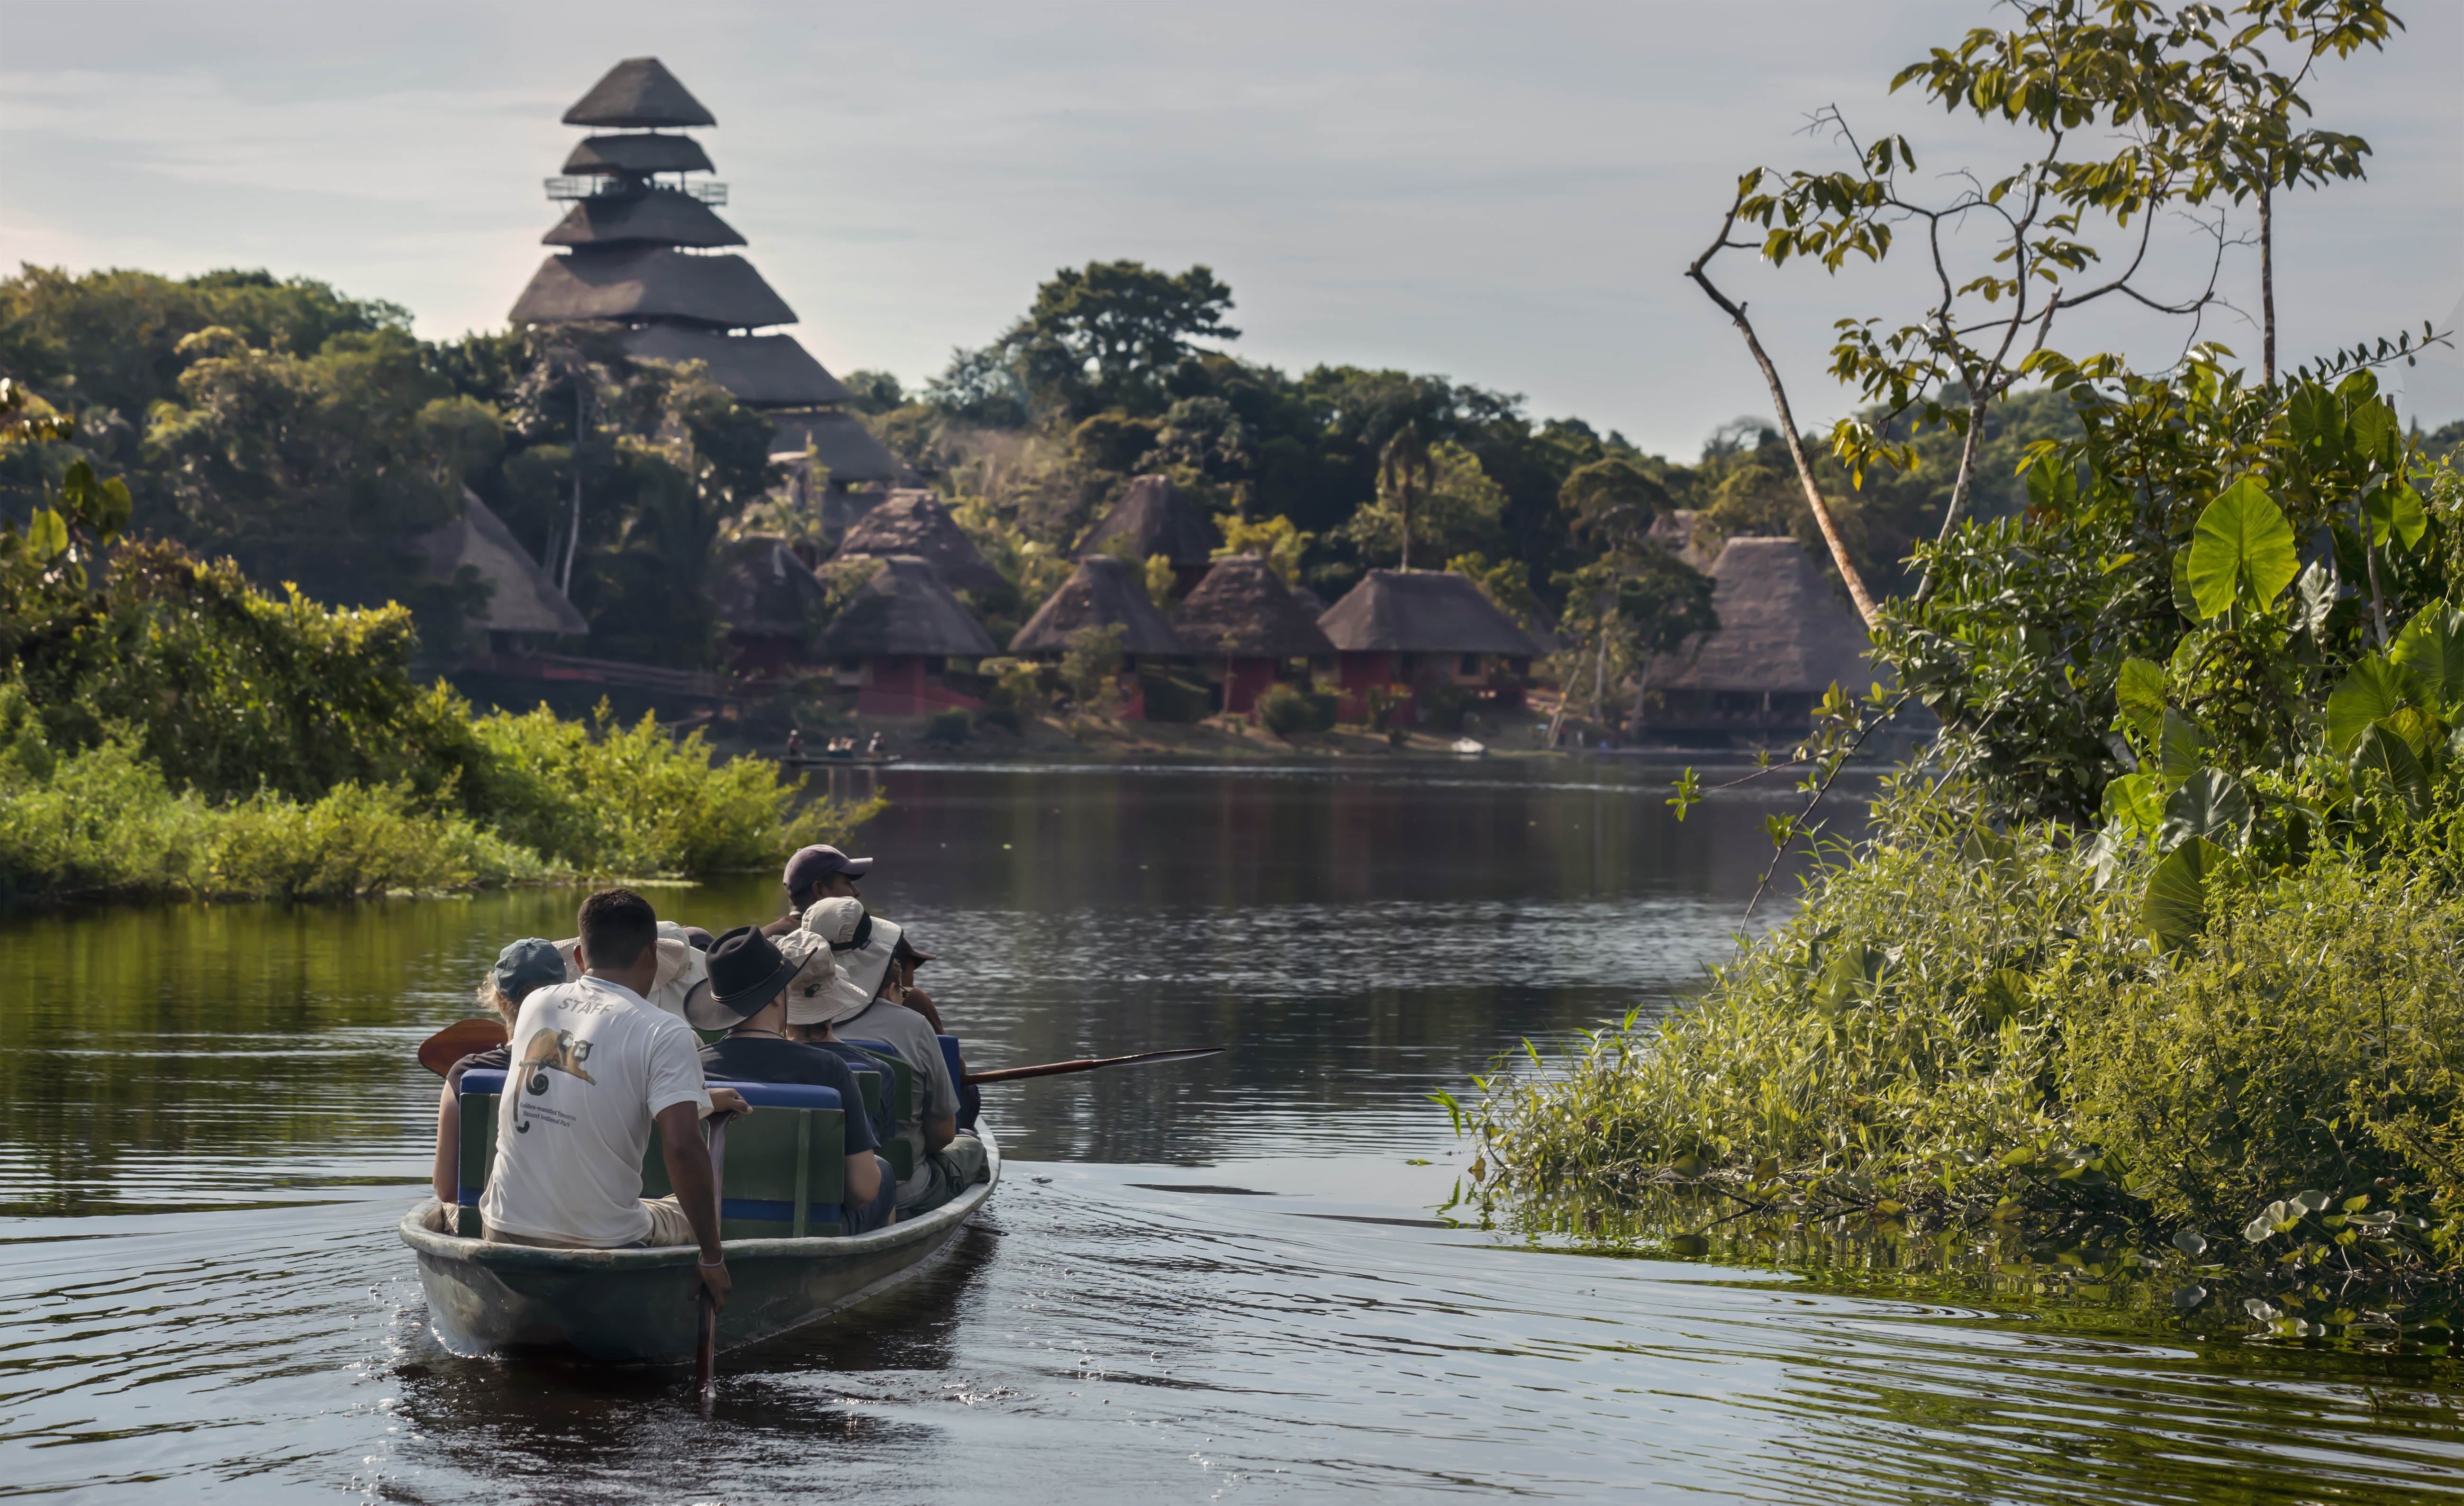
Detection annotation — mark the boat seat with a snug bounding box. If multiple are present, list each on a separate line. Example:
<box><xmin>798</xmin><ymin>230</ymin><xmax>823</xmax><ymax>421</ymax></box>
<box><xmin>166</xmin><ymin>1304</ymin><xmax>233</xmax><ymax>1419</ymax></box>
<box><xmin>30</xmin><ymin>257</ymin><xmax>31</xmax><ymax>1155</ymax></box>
<box><xmin>842</xmin><ymin>1040</ymin><xmax>918</xmax><ymax>1181</ymax></box>
<box><xmin>454</xmin><ymin>1070</ymin><xmax>851</xmax><ymax>1241</ymax></box>
<box><xmin>940</xmin><ymin>1035</ymin><xmax>980</xmax><ymax>1131</ymax></box>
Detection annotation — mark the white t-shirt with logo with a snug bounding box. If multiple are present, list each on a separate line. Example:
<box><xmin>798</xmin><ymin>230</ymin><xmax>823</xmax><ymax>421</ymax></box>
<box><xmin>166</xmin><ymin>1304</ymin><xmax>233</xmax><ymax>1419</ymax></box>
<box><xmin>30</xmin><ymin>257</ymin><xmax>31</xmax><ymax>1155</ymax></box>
<box><xmin>479</xmin><ymin>976</ymin><xmax>711</xmax><ymax>1247</ymax></box>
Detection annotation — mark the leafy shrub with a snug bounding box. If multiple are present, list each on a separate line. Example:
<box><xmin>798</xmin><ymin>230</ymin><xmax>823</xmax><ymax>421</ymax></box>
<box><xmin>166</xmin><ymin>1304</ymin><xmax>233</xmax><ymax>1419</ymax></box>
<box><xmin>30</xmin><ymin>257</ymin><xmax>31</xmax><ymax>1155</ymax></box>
<box><xmin>0</xmin><ymin>734</ymin><xmax>540</xmax><ymax>902</ymax></box>
<box><xmin>976</xmin><ymin>657</ymin><xmax>1048</xmax><ymax>732</ymax></box>
<box><xmin>1256</xmin><ymin>682</ymin><xmax>1338</xmax><ymax>736</ymax></box>
<box><xmin>2067</xmin><ymin>862</ymin><xmax>2464</xmax><ymax>1231</ymax></box>
<box><xmin>464</xmin><ymin>702</ymin><xmax>880</xmax><ymax>876</ymax></box>
<box><xmin>1059</xmin><ymin>623</ymin><xmax>1125</xmax><ymax>714</ymax></box>
<box><xmin>923</xmin><ymin>708</ymin><xmax>972</xmax><ymax>745</ymax></box>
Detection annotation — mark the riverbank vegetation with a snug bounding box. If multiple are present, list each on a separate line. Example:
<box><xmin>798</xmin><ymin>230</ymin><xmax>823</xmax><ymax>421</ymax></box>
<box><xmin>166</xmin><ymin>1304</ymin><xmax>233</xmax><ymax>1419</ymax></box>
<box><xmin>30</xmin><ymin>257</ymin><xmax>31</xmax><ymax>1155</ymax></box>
<box><xmin>0</xmin><ymin>404</ymin><xmax>874</xmax><ymax>902</ymax></box>
<box><xmin>1465</xmin><ymin>0</ymin><xmax>2464</xmax><ymax>1340</ymax></box>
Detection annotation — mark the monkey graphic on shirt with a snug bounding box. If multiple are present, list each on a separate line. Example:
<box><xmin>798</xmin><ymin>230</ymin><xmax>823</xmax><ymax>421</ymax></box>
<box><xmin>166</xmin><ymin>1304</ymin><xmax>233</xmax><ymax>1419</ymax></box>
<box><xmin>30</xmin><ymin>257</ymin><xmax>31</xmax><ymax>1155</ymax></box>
<box><xmin>519</xmin><ymin>1027</ymin><xmax>596</xmax><ymax>1094</ymax></box>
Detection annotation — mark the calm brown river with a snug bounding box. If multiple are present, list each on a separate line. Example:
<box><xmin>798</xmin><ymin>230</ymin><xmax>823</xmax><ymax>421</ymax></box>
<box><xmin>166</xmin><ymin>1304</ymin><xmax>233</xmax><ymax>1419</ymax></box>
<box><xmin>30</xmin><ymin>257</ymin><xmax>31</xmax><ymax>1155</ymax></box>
<box><xmin>3</xmin><ymin>760</ymin><xmax>2461</xmax><ymax>1502</ymax></box>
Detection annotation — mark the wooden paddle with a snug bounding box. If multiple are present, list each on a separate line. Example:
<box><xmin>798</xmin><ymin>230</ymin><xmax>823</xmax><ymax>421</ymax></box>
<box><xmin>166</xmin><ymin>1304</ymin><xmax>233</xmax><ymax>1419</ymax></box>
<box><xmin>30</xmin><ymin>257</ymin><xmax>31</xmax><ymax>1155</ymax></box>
<box><xmin>963</xmin><ymin>1047</ymin><xmax>1222</xmax><ymax>1085</ymax></box>
<box><xmin>696</xmin><ymin>1111</ymin><xmax>733</xmax><ymax>1409</ymax></box>
<box><xmin>418</xmin><ymin>1017</ymin><xmax>509</xmax><ymax>1077</ymax></box>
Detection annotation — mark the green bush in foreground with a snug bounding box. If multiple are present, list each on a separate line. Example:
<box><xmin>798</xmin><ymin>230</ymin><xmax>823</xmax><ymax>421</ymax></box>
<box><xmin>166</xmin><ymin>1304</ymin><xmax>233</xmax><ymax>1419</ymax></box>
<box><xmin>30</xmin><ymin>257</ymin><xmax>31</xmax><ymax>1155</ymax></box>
<box><xmin>0</xmin><ymin>735</ymin><xmax>541</xmax><ymax>900</ymax></box>
<box><xmin>1461</xmin><ymin>781</ymin><xmax>2464</xmax><ymax>1333</ymax></box>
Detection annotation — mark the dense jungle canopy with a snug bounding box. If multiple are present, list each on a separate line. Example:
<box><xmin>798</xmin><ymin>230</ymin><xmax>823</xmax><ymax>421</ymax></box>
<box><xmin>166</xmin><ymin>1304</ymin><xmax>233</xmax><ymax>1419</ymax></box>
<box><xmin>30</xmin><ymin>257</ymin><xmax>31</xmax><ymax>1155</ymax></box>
<box><xmin>0</xmin><ymin>259</ymin><xmax>2148</xmax><ymax>674</ymax></box>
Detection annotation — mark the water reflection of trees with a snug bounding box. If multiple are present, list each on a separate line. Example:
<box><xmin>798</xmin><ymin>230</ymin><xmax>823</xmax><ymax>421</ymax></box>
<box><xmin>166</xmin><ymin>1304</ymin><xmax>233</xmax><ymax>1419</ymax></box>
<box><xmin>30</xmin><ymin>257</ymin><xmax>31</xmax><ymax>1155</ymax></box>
<box><xmin>0</xmin><ymin>765</ymin><xmax>1867</xmax><ymax>1207</ymax></box>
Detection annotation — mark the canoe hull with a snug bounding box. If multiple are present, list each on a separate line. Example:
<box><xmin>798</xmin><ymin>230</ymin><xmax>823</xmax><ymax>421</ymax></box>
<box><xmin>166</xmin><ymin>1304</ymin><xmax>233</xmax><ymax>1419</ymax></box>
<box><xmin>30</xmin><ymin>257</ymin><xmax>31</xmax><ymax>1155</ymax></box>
<box><xmin>400</xmin><ymin>1125</ymin><xmax>999</xmax><ymax>1363</ymax></box>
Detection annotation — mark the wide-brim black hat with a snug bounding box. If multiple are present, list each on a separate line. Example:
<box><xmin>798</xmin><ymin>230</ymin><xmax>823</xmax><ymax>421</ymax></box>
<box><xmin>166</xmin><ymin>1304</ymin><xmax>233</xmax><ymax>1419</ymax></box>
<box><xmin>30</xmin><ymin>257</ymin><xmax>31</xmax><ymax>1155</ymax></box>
<box><xmin>690</xmin><ymin>924</ymin><xmax>802</xmax><ymax>1030</ymax></box>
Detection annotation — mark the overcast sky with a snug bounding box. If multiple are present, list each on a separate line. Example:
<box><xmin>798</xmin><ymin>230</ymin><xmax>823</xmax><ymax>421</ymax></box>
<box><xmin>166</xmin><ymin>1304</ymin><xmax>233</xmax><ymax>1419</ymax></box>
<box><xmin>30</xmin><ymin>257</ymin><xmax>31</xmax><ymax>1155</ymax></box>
<box><xmin>6</xmin><ymin>0</ymin><xmax>2459</xmax><ymax>456</ymax></box>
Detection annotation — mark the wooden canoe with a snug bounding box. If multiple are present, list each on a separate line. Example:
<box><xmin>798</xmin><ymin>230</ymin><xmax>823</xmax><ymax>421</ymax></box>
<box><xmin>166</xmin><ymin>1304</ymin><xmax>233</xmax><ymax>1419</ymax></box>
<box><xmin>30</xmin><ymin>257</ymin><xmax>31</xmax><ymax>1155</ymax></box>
<box><xmin>397</xmin><ymin>1125</ymin><xmax>1000</xmax><ymax>1363</ymax></box>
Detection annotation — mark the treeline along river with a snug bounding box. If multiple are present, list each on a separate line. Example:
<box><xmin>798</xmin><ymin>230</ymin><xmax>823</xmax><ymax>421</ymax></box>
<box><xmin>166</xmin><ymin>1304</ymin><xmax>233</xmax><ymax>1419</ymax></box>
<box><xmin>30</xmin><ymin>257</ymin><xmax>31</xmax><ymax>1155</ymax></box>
<box><xmin>2</xmin><ymin>761</ymin><xmax>2461</xmax><ymax>1501</ymax></box>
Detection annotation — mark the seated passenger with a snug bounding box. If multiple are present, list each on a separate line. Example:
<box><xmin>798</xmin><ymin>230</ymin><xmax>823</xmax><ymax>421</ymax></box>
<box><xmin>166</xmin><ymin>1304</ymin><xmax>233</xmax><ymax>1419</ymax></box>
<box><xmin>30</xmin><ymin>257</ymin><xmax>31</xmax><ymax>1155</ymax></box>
<box><xmin>689</xmin><ymin>925</ymin><xmax>895</xmax><ymax>1232</ymax></box>
<box><xmin>428</xmin><ymin>935</ymin><xmax>561</xmax><ymax>1207</ymax></box>
<box><xmin>763</xmin><ymin>844</ymin><xmax>871</xmax><ymax>938</ymax></box>
<box><xmin>477</xmin><ymin>889</ymin><xmax>739</xmax><ymax>1312</ymax></box>
<box><xmin>793</xmin><ymin>898</ymin><xmax>986</xmax><ymax>1216</ymax></box>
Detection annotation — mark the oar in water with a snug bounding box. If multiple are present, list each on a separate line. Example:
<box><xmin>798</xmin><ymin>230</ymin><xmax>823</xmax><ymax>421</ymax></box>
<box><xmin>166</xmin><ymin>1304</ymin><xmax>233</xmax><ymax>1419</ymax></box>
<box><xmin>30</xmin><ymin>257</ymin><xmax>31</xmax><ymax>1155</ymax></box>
<box><xmin>417</xmin><ymin>1018</ymin><xmax>509</xmax><ymax>1077</ymax></box>
<box><xmin>963</xmin><ymin>1047</ymin><xmax>1221</xmax><ymax>1085</ymax></box>
<box><xmin>696</xmin><ymin>1110</ymin><xmax>733</xmax><ymax>1410</ymax></box>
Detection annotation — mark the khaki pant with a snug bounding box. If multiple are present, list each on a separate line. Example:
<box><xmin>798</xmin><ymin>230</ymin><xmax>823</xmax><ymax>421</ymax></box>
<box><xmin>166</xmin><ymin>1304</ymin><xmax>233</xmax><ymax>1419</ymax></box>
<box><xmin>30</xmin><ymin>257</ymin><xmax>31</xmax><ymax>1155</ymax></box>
<box><xmin>484</xmin><ymin>1195</ymin><xmax>699</xmax><ymax>1249</ymax></box>
<box><xmin>899</xmin><ymin>1134</ymin><xmax>990</xmax><ymax>1214</ymax></box>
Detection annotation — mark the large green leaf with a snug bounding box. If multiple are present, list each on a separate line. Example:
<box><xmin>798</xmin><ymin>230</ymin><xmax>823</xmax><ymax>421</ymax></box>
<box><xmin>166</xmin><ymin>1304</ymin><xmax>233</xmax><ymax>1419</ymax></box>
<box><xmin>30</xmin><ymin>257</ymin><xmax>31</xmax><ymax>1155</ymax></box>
<box><xmin>2113</xmin><ymin>658</ymin><xmax>2166</xmax><ymax>751</ymax></box>
<box><xmin>2158</xmin><ymin>708</ymin><xmax>2207</xmax><ymax>782</ymax></box>
<box><xmin>2325</xmin><ymin>656</ymin><xmax>2411</xmax><ymax>754</ymax></box>
<box><xmin>2364</xmin><ymin>477</ymin><xmax>2429</xmax><ymax>552</ymax></box>
<box><xmin>2392</xmin><ymin>606</ymin><xmax>2464</xmax><ymax>708</ymax></box>
<box><xmin>23</xmin><ymin>508</ymin><xmax>64</xmax><ymax>561</ymax></box>
<box><xmin>2143</xmin><ymin>837</ymin><xmax>2227</xmax><ymax>953</ymax></box>
<box><xmin>2185</xmin><ymin>476</ymin><xmax>2299</xmax><ymax>619</ymax></box>
<box><xmin>2292</xmin><ymin>561</ymin><xmax>2338</xmax><ymax>638</ymax></box>
<box><xmin>2350</xmin><ymin>724</ymin><xmax>2431</xmax><ymax>817</ymax></box>
<box><xmin>2101</xmin><ymin>771</ymin><xmax>2162</xmax><ymax>837</ymax></box>
<box><xmin>2350</xmin><ymin>396</ymin><xmax>2401</xmax><ymax>468</ymax></box>
<box><xmin>2159</xmin><ymin>768</ymin><xmax>2251</xmax><ymax>852</ymax></box>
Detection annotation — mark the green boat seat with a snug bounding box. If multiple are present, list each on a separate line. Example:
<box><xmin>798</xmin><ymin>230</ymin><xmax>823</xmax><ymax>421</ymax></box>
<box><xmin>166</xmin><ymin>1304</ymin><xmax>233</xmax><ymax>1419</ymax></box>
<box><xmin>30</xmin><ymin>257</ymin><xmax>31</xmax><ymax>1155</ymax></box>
<box><xmin>842</xmin><ymin>1040</ymin><xmax>917</xmax><ymax>1180</ymax></box>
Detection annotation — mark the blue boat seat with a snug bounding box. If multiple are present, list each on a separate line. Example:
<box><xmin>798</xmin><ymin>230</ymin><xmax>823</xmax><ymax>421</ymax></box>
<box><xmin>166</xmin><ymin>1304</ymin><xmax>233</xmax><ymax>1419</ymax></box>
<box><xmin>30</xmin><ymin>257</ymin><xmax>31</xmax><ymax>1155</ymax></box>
<box><xmin>940</xmin><ymin>1035</ymin><xmax>980</xmax><ymax>1131</ymax></box>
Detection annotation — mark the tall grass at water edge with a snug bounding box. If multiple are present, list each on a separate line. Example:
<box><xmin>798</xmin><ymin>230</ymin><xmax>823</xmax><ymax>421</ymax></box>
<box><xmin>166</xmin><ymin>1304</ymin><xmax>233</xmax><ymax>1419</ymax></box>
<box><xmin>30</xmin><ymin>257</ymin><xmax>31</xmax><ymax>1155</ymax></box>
<box><xmin>0</xmin><ymin>701</ymin><xmax>881</xmax><ymax>904</ymax></box>
<box><xmin>1462</xmin><ymin>776</ymin><xmax>2464</xmax><ymax>1336</ymax></box>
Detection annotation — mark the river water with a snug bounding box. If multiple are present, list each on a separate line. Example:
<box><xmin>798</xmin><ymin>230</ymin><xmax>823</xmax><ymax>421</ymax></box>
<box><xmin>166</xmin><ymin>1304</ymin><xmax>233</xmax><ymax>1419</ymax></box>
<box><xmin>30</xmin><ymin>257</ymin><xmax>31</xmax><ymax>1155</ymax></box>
<box><xmin>4</xmin><ymin>759</ymin><xmax>2462</xmax><ymax>1503</ymax></box>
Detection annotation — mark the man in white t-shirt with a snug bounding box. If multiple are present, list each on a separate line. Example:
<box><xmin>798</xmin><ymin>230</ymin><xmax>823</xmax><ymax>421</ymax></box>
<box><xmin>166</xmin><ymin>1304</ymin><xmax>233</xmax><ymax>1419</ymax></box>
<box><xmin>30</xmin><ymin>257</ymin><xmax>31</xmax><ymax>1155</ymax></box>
<box><xmin>479</xmin><ymin>888</ymin><xmax>741</xmax><ymax>1310</ymax></box>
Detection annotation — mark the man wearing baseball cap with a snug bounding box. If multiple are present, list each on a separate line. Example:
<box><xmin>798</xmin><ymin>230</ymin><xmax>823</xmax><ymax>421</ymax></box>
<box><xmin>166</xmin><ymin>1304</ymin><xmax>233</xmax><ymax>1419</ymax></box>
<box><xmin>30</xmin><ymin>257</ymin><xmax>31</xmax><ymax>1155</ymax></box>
<box><xmin>762</xmin><ymin>845</ymin><xmax>873</xmax><ymax>937</ymax></box>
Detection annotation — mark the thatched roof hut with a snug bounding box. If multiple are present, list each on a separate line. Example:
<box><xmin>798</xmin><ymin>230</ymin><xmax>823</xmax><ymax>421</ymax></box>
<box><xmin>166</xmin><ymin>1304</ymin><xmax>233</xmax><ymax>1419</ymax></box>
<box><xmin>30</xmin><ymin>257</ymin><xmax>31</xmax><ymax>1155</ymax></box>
<box><xmin>420</xmin><ymin>488</ymin><xmax>588</xmax><ymax>636</ymax></box>
<box><xmin>1011</xmin><ymin>557</ymin><xmax>1183</xmax><ymax>657</ymax></box>
<box><xmin>508</xmin><ymin>246</ymin><xmax>795</xmax><ymax>329</ymax></box>
<box><xmin>834</xmin><ymin>491</ymin><xmax>1006</xmax><ymax>598</ymax></box>
<box><xmin>1316</xmin><ymin>569</ymin><xmax>1542</xmax><ymax>657</ymax></box>
<box><xmin>620</xmin><ymin>327</ymin><xmax>852</xmax><ymax>408</ymax></box>
<box><xmin>1077</xmin><ymin>475</ymin><xmax>1222</xmax><ymax>567</ymax></box>
<box><xmin>814</xmin><ymin>556</ymin><xmax>998</xmax><ymax>659</ymax></box>
<box><xmin>705</xmin><ymin>534</ymin><xmax>825</xmax><ymax>639</ymax></box>
<box><xmin>1170</xmin><ymin>555</ymin><xmax>1332</xmax><ymax>659</ymax></box>
<box><xmin>563</xmin><ymin>58</ymin><xmax>716</xmax><ymax>129</ymax></box>
<box><xmin>1648</xmin><ymin>535</ymin><xmax>1873</xmax><ymax>696</ymax></box>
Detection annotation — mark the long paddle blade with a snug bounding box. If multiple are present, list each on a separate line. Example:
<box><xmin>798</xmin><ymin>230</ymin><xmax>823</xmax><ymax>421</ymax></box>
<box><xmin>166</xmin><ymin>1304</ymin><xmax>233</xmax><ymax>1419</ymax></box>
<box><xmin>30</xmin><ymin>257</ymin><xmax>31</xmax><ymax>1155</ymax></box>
<box><xmin>418</xmin><ymin>1017</ymin><xmax>510</xmax><ymax>1077</ymax></box>
<box><xmin>963</xmin><ymin>1046</ymin><xmax>1222</xmax><ymax>1086</ymax></box>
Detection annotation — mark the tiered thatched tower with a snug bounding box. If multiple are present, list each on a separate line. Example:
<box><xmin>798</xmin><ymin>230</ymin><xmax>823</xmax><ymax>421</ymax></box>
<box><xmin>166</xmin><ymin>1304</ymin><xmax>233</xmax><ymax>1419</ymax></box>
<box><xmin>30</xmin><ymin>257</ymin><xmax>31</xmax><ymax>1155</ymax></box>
<box><xmin>510</xmin><ymin>58</ymin><xmax>901</xmax><ymax>495</ymax></box>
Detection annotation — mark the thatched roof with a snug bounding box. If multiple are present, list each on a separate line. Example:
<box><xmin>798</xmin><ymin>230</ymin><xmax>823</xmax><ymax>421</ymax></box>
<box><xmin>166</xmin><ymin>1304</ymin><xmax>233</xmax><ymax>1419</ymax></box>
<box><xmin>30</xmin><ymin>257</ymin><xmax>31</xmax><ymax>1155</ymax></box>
<box><xmin>766</xmin><ymin>409</ymin><xmax>903</xmax><ymax>482</ymax></box>
<box><xmin>1650</xmin><ymin>536</ymin><xmax>1875</xmax><ymax>695</ymax></box>
<box><xmin>1011</xmin><ymin>557</ymin><xmax>1183</xmax><ymax>656</ymax></box>
<box><xmin>814</xmin><ymin>556</ymin><xmax>998</xmax><ymax>658</ymax></box>
<box><xmin>508</xmin><ymin>248</ymin><xmax>794</xmax><ymax>329</ymax></box>
<box><xmin>543</xmin><ymin>191</ymin><xmax>744</xmax><ymax>249</ymax></box>
<box><xmin>1170</xmin><ymin>555</ymin><xmax>1332</xmax><ymax>659</ymax></box>
<box><xmin>833</xmin><ymin>492</ymin><xmax>1006</xmax><ymax>598</ymax></box>
<box><xmin>421</xmin><ymin>487</ymin><xmax>588</xmax><ymax>635</ymax></box>
<box><xmin>562</xmin><ymin>133</ymin><xmax>716</xmax><ymax>176</ymax></box>
<box><xmin>706</xmin><ymin>534</ymin><xmax>825</xmax><ymax>639</ymax></box>
<box><xmin>621</xmin><ymin>327</ymin><xmax>851</xmax><ymax>408</ymax></box>
<box><xmin>1076</xmin><ymin>475</ymin><xmax>1222</xmax><ymax>566</ymax></box>
<box><xmin>1316</xmin><ymin>569</ymin><xmax>1542</xmax><ymax>656</ymax></box>
<box><xmin>564</xmin><ymin>59</ymin><xmax>716</xmax><ymax>129</ymax></box>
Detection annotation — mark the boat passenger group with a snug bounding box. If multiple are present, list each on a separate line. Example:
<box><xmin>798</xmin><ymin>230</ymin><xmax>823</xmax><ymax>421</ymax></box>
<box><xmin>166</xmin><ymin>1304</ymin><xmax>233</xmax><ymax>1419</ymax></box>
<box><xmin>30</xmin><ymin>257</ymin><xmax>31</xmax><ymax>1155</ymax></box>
<box><xmin>417</xmin><ymin>844</ymin><xmax>984</xmax><ymax>1312</ymax></box>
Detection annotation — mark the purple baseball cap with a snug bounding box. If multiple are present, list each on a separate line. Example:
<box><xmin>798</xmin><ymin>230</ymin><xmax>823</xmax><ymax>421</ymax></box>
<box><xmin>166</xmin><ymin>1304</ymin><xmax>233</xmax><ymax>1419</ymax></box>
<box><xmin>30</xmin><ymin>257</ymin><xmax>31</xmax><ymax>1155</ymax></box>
<box><xmin>784</xmin><ymin>844</ymin><xmax>874</xmax><ymax>892</ymax></box>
